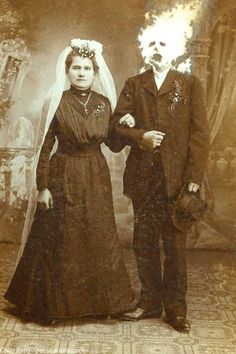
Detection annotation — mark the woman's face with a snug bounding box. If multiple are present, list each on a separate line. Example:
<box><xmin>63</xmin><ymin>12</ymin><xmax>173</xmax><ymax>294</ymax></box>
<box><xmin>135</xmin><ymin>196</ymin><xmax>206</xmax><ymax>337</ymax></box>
<box><xmin>68</xmin><ymin>56</ymin><xmax>95</xmax><ymax>89</ymax></box>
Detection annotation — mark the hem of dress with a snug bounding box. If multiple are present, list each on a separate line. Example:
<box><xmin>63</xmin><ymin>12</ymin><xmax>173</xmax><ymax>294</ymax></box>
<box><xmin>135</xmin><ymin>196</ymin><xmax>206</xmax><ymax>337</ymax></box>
<box><xmin>4</xmin><ymin>295</ymin><xmax>136</xmax><ymax>320</ymax></box>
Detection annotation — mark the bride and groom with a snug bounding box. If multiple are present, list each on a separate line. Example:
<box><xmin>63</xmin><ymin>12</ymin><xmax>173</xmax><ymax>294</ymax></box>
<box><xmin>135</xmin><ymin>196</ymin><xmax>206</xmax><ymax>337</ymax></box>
<box><xmin>4</xmin><ymin>35</ymin><xmax>209</xmax><ymax>334</ymax></box>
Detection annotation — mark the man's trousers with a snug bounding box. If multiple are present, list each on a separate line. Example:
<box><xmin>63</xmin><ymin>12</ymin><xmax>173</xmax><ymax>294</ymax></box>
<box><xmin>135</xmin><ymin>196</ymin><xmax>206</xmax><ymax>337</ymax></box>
<box><xmin>132</xmin><ymin>161</ymin><xmax>187</xmax><ymax>318</ymax></box>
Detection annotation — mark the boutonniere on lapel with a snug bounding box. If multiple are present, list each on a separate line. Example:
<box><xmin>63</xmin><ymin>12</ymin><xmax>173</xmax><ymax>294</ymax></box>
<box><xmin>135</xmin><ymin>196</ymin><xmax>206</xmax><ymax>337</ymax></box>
<box><xmin>93</xmin><ymin>101</ymin><xmax>105</xmax><ymax>118</ymax></box>
<box><xmin>168</xmin><ymin>80</ymin><xmax>186</xmax><ymax>112</ymax></box>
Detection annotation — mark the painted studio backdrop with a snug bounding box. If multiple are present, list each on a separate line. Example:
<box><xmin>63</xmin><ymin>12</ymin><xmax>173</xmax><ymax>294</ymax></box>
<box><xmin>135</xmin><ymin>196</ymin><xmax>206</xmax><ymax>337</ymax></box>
<box><xmin>0</xmin><ymin>0</ymin><xmax>236</xmax><ymax>251</ymax></box>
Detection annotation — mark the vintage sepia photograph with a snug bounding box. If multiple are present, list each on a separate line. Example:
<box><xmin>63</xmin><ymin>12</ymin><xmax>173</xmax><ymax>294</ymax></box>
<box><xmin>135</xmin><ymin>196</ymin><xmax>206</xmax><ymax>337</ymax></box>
<box><xmin>0</xmin><ymin>0</ymin><xmax>235</xmax><ymax>353</ymax></box>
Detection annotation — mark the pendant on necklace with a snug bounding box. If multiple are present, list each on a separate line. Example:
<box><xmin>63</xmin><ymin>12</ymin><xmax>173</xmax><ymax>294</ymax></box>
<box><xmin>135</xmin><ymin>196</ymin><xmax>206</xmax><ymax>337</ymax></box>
<box><xmin>72</xmin><ymin>91</ymin><xmax>91</xmax><ymax>115</ymax></box>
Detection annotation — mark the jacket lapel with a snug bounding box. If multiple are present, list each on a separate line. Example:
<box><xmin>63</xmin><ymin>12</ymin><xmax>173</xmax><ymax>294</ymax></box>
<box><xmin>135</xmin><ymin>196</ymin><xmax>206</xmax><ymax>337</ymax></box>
<box><xmin>158</xmin><ymin>69</ymin><xmax>178</xmax><ymax>96</ymax></box>
<box><xmin>141</xmin><ymin>68</ymin><xmax>181</xmax><ymax>97</ymax></box>
<box><xmin>142</xmin><ymin>70</ymin><xmax>158</xmax><ymax>96</ymax></box>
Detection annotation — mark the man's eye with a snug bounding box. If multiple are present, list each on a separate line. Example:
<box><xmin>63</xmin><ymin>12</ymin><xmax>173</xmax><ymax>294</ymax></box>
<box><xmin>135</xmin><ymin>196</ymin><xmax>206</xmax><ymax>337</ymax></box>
<box><xmin>149</xmin><ymin>41</ymin><xmax>156</xmax><ymax>47</ymax></box>
<box><xmin>160</xmin><ymin>42</ymin><xmax>166</xmax><ymax>47</ymax></box>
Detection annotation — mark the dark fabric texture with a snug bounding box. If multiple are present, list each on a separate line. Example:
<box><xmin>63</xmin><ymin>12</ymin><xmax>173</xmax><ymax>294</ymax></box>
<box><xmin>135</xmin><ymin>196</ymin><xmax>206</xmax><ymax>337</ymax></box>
<box><xmin>112</xmin><ymin>68</ymin><xmax>210</xmax><ymax>200</ymax></box>
<box><xmin>132</xmin><ymin>161</ymin><xmax>187</xmax><ymax>318</ymax></box>
<box><xmin>5</xmin><ymin>88</ymin><xmax>134</xmax><ymax>320</ymax></box>
<box><xmin>110</xmin><ymin>68</ymin><xmax>210</xmax><ymax>319</ymax></box>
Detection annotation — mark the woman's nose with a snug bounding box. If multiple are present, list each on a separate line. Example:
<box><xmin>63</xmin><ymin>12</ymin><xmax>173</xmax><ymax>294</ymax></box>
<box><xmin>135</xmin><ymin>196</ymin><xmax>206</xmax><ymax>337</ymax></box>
<box><xmin>79</xmin><ymin>69</ymin><xmax>85</xmax><ymax>76</ymax></box>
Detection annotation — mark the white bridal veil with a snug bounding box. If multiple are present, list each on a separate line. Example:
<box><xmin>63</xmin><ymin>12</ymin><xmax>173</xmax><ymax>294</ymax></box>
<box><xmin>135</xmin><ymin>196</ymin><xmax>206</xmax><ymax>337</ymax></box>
<box><xmin>15</xmin><ymin>39</ymin><xmax>117</xmax><ymax>265</ymax></box>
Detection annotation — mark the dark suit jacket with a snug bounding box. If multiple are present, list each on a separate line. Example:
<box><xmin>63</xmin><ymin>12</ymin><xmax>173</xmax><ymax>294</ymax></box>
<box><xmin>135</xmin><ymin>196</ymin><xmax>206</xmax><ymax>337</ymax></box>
<box><xmin>111</xmin><ymin>68</ymin><xmax>210</xmax><ymax>200</ymax></box>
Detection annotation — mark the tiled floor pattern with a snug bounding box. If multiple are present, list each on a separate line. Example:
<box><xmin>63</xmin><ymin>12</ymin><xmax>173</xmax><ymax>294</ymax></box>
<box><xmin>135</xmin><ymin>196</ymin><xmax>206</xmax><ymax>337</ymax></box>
<box><xmin>0</xmin><ymin>244</ymin><xmax>235</xmax><ymax>354</ymax></box>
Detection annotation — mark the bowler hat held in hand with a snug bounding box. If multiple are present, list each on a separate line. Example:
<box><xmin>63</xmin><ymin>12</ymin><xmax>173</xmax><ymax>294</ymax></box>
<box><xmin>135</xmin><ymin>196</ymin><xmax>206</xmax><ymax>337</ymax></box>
<box><xmin>172</xmin><ymin>185</ymin><xmax>208</xmax><ymax>232</ymax></box>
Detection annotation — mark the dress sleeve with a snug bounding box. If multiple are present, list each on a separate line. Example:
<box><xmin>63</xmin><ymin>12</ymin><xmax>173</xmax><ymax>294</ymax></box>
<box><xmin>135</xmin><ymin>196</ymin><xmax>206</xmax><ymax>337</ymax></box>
<box><xmin>36</xmin><ymin>116</ymin><xmax>58</xmax><ymax>191</ymax></box>
<box><xmin>104</xmin><ymin>98</ymin><xmax>128</xmax><ymax>152</ymax></box>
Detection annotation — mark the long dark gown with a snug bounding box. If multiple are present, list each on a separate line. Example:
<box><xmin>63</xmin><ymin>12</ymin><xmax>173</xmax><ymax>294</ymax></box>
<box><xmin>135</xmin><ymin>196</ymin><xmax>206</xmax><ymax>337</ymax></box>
<box><xmin>4</xmin><ymin>86</ymin><xmax>134</xmax><ymax>321</ymax></box>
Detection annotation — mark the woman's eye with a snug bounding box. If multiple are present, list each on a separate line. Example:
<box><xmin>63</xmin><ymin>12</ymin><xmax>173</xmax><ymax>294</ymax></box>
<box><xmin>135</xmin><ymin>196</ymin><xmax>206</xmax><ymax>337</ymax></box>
<box><xmin>160</xmin><ymin>42</ymin><xmax>166</xmax><ymax>47</ymax></box>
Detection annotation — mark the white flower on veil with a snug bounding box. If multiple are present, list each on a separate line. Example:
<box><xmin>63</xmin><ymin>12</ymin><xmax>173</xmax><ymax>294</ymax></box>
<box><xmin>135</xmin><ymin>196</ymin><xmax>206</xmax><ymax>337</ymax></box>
<box><xmin>70</xmin><ymin>39</ymin><xmax>103</xmax><ymax>55</ymax></box>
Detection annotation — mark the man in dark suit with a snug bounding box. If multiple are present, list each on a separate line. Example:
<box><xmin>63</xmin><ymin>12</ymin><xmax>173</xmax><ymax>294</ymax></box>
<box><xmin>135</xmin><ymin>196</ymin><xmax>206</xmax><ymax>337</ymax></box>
<box><xmin>112</xmin><ymin>38</ymin><xmax>210</xmax><ymax>332</ymax></box>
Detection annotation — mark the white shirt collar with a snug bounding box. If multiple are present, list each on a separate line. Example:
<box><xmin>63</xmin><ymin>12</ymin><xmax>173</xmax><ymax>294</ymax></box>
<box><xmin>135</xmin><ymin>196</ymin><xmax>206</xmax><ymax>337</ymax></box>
<box><xmin>153</xmin><ymin>66</ymin><xmax>171</xmax><ymax>90</ymax></box>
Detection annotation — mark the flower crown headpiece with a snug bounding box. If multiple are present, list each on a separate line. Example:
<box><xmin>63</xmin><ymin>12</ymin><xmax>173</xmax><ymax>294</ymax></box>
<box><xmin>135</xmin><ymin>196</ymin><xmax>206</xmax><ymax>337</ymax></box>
<box><xmin>70</xmin><ymin>39</ymin><xmax>103</xmax><ymax>59</ymax></box>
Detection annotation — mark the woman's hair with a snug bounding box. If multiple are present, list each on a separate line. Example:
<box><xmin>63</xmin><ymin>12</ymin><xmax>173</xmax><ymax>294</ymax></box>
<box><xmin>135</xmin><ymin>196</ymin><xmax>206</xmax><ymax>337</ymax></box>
<box><xmin>65</xmin><ymin>48</ymin><xmax>99</xmax><ymax>73</ymax></box>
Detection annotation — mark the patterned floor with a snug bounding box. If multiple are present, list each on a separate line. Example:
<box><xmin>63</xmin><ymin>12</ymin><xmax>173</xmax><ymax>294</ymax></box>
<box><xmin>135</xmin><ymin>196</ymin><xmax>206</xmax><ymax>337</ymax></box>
<box><xmin>0</xmin><ymin>243</ymin><xmax>236</xmax><ymax>354</ymax></box>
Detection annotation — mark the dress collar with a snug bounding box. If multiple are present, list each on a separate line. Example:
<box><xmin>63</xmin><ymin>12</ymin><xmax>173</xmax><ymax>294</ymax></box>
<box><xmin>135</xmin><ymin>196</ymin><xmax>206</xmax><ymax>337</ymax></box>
<box><xmin>70</xmin><ymin>85</ymin><xmax>91</xmax><ymax>97</ymax></box>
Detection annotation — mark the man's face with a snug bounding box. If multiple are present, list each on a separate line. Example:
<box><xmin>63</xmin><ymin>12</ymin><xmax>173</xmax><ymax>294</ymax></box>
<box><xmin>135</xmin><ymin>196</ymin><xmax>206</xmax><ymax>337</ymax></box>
<box><xmin>145</xmin><ymin>37</ymin><xmax>172</xmax><ymax>72</ymax></box>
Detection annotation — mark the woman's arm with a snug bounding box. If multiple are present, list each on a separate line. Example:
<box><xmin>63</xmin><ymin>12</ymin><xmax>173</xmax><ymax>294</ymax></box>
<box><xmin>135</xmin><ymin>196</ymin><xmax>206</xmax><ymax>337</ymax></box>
<box><xmin>36</xmin><ymin>117</ymin><xmax>58</xmax><ymax>192</ymax></box>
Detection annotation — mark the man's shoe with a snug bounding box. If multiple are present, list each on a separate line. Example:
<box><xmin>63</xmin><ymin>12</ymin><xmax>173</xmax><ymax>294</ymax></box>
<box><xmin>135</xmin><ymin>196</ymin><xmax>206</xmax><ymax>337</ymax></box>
<box><xmin>121</xmin><ymin>306</ymin><xmax>162</xmax><ymax>321</ymax></box>
<box><xmin>166</xmin><ymin>316</ymin><xmax>190</xmax><ymax>333</ymax></box>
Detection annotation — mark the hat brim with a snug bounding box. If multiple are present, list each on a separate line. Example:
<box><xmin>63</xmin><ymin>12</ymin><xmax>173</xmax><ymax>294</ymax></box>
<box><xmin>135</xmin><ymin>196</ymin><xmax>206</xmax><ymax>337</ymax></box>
<box><xmin>172</xmin><ymin>184</ymin><xmax>205</xmax><ymax>232</ymax></box>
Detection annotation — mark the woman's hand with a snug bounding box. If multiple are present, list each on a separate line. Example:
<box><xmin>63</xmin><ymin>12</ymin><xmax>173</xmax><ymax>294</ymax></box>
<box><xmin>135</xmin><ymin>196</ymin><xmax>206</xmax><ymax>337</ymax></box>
<box><xmin>119</xmin><ymin>113</ymin><xmax>135</xmax><ymax>128</ymax></box>
<box><xmin>37</xmin><ymin>188</ymin><xmax>53</xmax><ymax>209</ymax></box>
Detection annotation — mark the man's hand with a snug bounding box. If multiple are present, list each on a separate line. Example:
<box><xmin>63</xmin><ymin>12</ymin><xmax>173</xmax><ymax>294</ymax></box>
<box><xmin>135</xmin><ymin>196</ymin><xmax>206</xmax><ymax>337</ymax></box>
<box><xmin>140</xmin><ymin>130</ymin><xmax>165</xmax><ymax>150</ymax></box>
<box><xmin>188</xmin><ymin>183</ymin><xmax>200</xmax><ymax>193</ymax></box>
<box><xmin>119</xmin><ymin>113</ymin><xmax>135</xmax><ymax>128</ymax></box>
<box><xmin>37</xmin><ymin>188</ymin><xmax>53</xmax><ymax>209</ymax></box>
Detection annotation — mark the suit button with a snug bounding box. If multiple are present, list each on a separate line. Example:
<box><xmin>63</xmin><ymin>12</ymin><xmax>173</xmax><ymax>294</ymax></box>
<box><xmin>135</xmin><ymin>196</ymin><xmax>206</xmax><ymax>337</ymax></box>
<box><xmin>151</xmin><ymin>161</ymin><xmax>154</xmax><ymax>166</ymax></box>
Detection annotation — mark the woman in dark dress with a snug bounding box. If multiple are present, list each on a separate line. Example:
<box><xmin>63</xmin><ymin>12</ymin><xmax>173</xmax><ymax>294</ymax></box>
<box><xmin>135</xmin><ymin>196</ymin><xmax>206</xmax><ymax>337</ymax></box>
<box><xmin>4</xmin><ymin>39</ymin><xmax>134</xmax><ymax>323</ymax></box>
